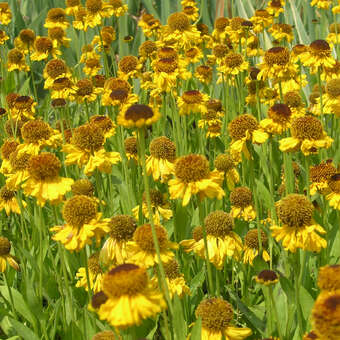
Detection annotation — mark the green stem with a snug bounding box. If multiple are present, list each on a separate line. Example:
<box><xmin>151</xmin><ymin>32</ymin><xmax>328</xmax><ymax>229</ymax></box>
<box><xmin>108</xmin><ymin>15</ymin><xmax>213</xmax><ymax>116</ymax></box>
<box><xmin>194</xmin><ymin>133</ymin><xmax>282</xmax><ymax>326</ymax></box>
<box><xmin>3</xmin><ymin>271</ymin><xmax>18</xmax><ymax>320</ymax></box>
<box><xmin>269</xmin><ymin>286</ymin><xmax>284</xmax><ymax>340</ymax></box>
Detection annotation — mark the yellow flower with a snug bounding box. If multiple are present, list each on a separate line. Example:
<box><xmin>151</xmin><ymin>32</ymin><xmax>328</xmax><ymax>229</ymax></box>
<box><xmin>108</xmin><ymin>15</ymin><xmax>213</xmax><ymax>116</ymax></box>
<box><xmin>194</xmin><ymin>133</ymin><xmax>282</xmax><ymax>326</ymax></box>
<box><xmin>211</xmin><ymin>17</ymin><xmax>229</xmax><ymax>43</ymax></box>
<box><xmin>83</xmin><ymin>57</ymin><xmax>102</xmax><ymax>76</ymax></box>
<box><xmin>72</xmin><ymin>6</ymin><xmax>89</xmax><ymax>31</ymax></box>
<box><xmin>85</xmin><ymin>0</ymin><xmax>113</xmax><ymax>28</ymax></box>
<box><xmin>310</xmin><ymin>0</ymin><xmax>331</xmax><ymax>9</ymax></box>
<box><xmin>182</xmin><ymin>4</ymin><xmax>199</xmax><ymax>21</ymax></box>
<box><xmin>44</xmin><ymin>8</ymin><xmax>69</xmax><ymax>29</ymax></box>
<box><xmin>180</xmin><ymin>225</ymin><xmax>205</xmax><ymax>255</ymax></box>
<box><xmin>193</xmin><ymin>297</ymin><xmax>252</xmax><ymax>340</ymax></box>
<box><xmin>151</xmin><ymin>259</ymin><xmax>190</xmax><ymax>298</ymax></box>
<box><xmin>326</xmin><ymin>23</ymin><xmax>340</xmax><ymax>45</ymax></box>
<box><xmin>0</xmin><ymin>2</ymin><xmax>12</xmax><ymax>25</ymax></box>
<box><xmin>255</xmin><ymin>269</ymin><xmax>279</xmax><ymax>286</ymax></box>
<box><xmin>65</xmin><ymin>0</ymin><xmax>81</xmax><ymax>15</ymax></box>
<box><xmin>105</xmin><ymin>88</ymin><xmax>138</xmax><ymax>108</ymax></box>
<box><xmin>95</xmin><ymin>263</ymin><xmax>166</xmax><ymax>329</ymax></box>
<box><xmin>0</xmin><ymin>29</ymin><xmax>9</xmax><ymax>45</ymax></box>
<box><xmin>126</xmin><ymin>224</ymin><xmax>178</xmax><ymax>268</ymax></box>
<box><xmin>50</xmin><ymin>195</ymin><xmax>110</xmax><ymax>251</ymax></box>
<box><xmin>48</xmin><ymin>27</ymin><xmax>71</xmax><ymax>48</ymax></box>
<box><xmin>30</xmin><ymin>36</ymin><xmax>61</xmax><ymax>61</ymax></box>
<box><xmin>0</xmin><ymin>185</ymin><xmax>26</xmax><ymax>215</ymax></box>
<box><xmin>195</xmin><ymin>65</ymin><xmax>213</xmax><ymax>85</ymax></box>
<box><xmin>5</xmin><ymin>150</ymin><xmax>30</xmax><ymax>190</ymax></box>
<box><xmin>117</xmin><ymin>103</ymin><xmax>160</xmax><ymax>128</ymax></box>
<box><xmin>10</xmin><ymin>95</ymin><xmax>36</xmax><ymax>120</ymax></box>
<box><xmin>271</xmin><ymin>194</ymin><xmax>327</xmax><ymax>253</ymax></box>
<box><xmin>325</xmin><ymin>174</ymin><xmax>340</xmax><ymax>210</ymax></box>
<box><xmin>43</xmin><ymin>59</ymin><xmax>72</xmax><ymax>89</ymax></box>
<box><xmin>62</xmin><ymin>123</ymin><xmax>121</xmax><ymax>176</ymax></box>
<box><xmin>100</xmin><ymin>215</ymin><xmax>137</xmax><ymax>266</ymax></box>
<box><xmin>217</xmin><ymin>52</ymin><xmax>249</xmax><ymax>80</ymax></box>
<box><xmin>317</xmin><ymin>264</ymin><xmax>340</xmax><ymax>292</ymax></box>
<box><xmin>309</xmin><ymin>161</ymin><xmax>336</xmax><ymax>195</ymax></box>
<box><xmin>7</xmin><ymin>49</ymin><xmax>29</xmax><ymax>72</ymax></box>
<box><xmin>243</xmin><ymin>229</ymin><xmax>270</xmax><ymax>265</ymax></box>
<box><xmin>168</xmin><ymin>154</ymin><xmax>225</xmax><ymax>206</ymax></box>
<box><xmin>185</xmin><ymin>46</ymin><xmax>203</xmax><ymax>64</ymax></box>
<box><xmin>230</xmin><ymin>187</ymin><xmax>256</xmax><ymax>221</ymax></box>
<box><xmin>225</xmin><ymin>17</ymin><xmax>247</xmax><ymax>44</ymax></box>
<box><xmin>267</xmin><ymin>0</ymin><xmax>285</xmax><ymax>17</ymax></box>
<box><xmin>124</xmin><ymin>136</ymin><xmax>138</xmax><ymax>161</ymax></box>
<box><xmin>178</xmin><ymin>90</ymin><xmax>209</xmax><ymax>116</ymax></box>
<box><xmin>17</xmin><ymin>120</ymin><xmax>62</xmax><ymax>156</ymax></box>
<box><xmin>0</xmin><ymin>237</ymin><xmax>19</xmax><ymax>272</ymax></box>
<box><xmin>214</xmin><ymin>153</ymin><xmax>240</xmax><ymax>191</ymax></box>
<box><xmin>312</xmin><ymin>290</ymin><xmax>340</xmax><ymax>340</ymax></box>
<box><xmin>22</xmin><ymin>153</ymin><xmax>74</xmax><ymax>207</ymax></box>
<box><xmin>92</xmin><ymin>26</ymin><xmax>116</xmax><ymax>52</ymax></box>
<box><xmin>51</xmin><ymin>77</ymin><xmax>77</xmax><ymax>100</ymax></box>
<box><xmin>228</xmin><ymin>114</ymin><xmax>268</xmax><ymax>161</ymax></box>
<box><xmin>161</xmin><ymin>12</ymin><xmax>201</xmax><ymax>50</ymax></box>
<box><xmin>260</xmin><ymin>103</ymin><xmax>292</xmax><ymax>135</ymax></box>
<box><xmin>250</xmin><ymin>9</ymin><xmax>273</xmax><ymax>33</ymax></box>
<box><xmin>283</xmin><ymin>91</ymin><xmax>306</xmax><ymax>116</ymax></box>
<box><xmin>76</xmin><ymin>253</ymin><xmax>103</xmax><ymax>293</ymax></box>
<box><xmin>106</xmin><ymin>0</ymin><xmax>128</xmax><ymax>17</ymax></box>
<box><xmin>89</xmin><ymin>115</ymin><xmax>116</xmax><ymax>139</ymax></box>
<box><xmin>268</xmin><ymin>23</ymin><xmax>294</xmax><ymax>43</ymax></box>
<box><xmin>101</xmin><ymin>77</ymin><xmax>131</xmax><ymax>106</ymax></box>
<box><xmin>279</xmin><ymin>116</ymin><xmax>333</xmax><ymax>155</ymax></box>
<box><xmin>117</xmin><ymin>55</ymin><xmax>142</xmax><ymax>81</ymax></box>
<box><xmin>132</xmin><ymin>189</ymin><xmax>173</xmax><ymax>224</ymax></box>
<box><xmin>0</xmin><ymin>139</ymin><xmax>19</xmax><ymax>175</ymax></box>
<box><xmin>75</xmin><ymin>79</ymin><xmax>102</xmax><ymax>103</ymax></box>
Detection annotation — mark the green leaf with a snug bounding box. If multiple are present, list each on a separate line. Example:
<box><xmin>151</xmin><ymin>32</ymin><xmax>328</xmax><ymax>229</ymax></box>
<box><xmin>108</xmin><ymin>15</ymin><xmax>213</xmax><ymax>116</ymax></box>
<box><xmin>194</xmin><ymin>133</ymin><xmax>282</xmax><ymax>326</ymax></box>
<box><xmin>299</xmin><ymin>286</ymin><xmax>314</xmax><ymax>321</ymax></box>
<box><xmin>6</xmin><ymin>317</ymin><xmax>40</xmax><ymax>340</ymax></box>
<box><xmin>255</xmin><ymin>179</ymin><xmax>275</xmax><ymax>212</ymax></box>
<box><xmin>190</xmin><ymin>317</ymin><xmax>201</xmax><ymax>340</ymax></box>
<box><xmin>172</xmin><ymin>295</ymin><xmax>187</xmax><ymax>339</ymax></box>
<box><xmin>288</xmin><ymin>1</ymin><xmax>309</xmax><ymax>44</ymax></box>
<box><xmin>189</xmin><ymin>266</ymin><xmax>206</xmax><ymax>296</ymax></box>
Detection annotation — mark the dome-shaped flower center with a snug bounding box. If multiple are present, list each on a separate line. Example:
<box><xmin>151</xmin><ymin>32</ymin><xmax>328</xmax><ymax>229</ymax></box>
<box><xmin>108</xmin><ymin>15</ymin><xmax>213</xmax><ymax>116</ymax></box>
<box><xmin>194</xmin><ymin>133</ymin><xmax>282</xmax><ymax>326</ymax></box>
<box><xmin>35</xmin><ymin>37</ymin><xmax>53</xmax><ymax>53</ymax></box>
<box><xmin>310</xmin><ymin>161</ymin><xmax>336</xmax><ymax>184</ymax></box>
<box><xmin>328</xmin><ymin>173</ymin><xmax>340</xmax><ymax>193</ymax></box>
<box><xmin>215</xmin><ymin>17</ymin><xmax>229</xmax><ymax>30</ymax></box>
<box><xmin>139</xmin><ymin>40</ymin><xmax>157</xmax><ymax>57</ymax></box>
<box><xmin>195</xmin><ymin>298</ymin><xmax>234</xmax><ymax>331</ymax></box>
<box><xmin>52</xmin><ymin>77</ymin><xmax>73</xmax><ymax>91</ymax></box>
<box><xmin>230</xmin><ymin>17</ymin><xmax>244</xmax><ymax>31</ymax></box>
<box><xmin>133</xmin><ymin>224</ymin><xmax>168</xmax><ymax>252</ymax></box>
<box><xmin>142</xmin><ymin>189</ymin><xmax>165</xmax><ymax>207</ymax></box>
<box><xmin>212</xmin><ymin>44</ymin><xmax>229</xmax><ymax>58</ymax></box>
<box><xmin>317</xmin><ymin>265</ymin><xmax>340</xmax><ymax>291</ymax></box>
<box><xmin>175</xmin><ymin>154</ymin><xmax>210</xmax><ymax>182</ymax></box>
<box><xmin>245</xmin><ymin>229</ymin><xmax>267</xmax><ymax>249</ymax></box>
<box><xmin>182</xmin><ymin>90</ymin><xmax>204</xmax><ymax>105</ymax></box>
<box><xmin>92</xmin><ymin>75</ymin><xmax>106</xmax><ymax>88</ymax></box>
<box><xmin>268</xmin><ymin>103</ymin><xmax>291</xmax><ymax>123</ymax></box>
<box><xmin>119</xmin><ymin>56</ymin><xmax>138</xmax><ymax>74</ymax></box>
<box><xmin>27</xmin><ymin>153</ymin><xmax>61</xmax><ymax>181</ymax></box>
<box><xmin>214</xmin><ymin>154</ymin><xmax>234</xmax><ymax>172</ymax></box>
<box><xmin>46</xmin><ymin>59</ymin><xmax>67</xmax><ymax>78</ymax></box>
<box><xmin>228</xmin><ymin>114</ymin><xmax>259</xmax><ymax>140</ymax></box>
<box><xmin>204</xmin><ymin>210</ymin><xmax>234</xmax><ymax>237</ymax></box>
<box><xmin>0</xmin><ymin>185</ymin><xmax>16</xmax><ymax>202</ymax></box>
<box><xmin>291</xmin><ymin>116</ymin><xmax>323</xmax><ymax>140</ymax></box>
<box><xmin>124</xmin><ymin>137</ymin><xmax>137</xmax><ymax>155</ymax></box>
<box><xmin>157</xmin><ymin>47</ymin><xmax>178</xmax><ymax>60</ymax></box>
<box><xmin>9</xmin><ymin>150</ymin><xmax>30</xmax><ymax>172</ymax></box>
<box><xmin>230</xmin><ymin>186</ymin><xmax>253</xmax><ymax>208</ymax></box>
<box><xmin>1</xmin><ymin>139</ymin><xmax>18</xmax><ymax>160</ymax></box>
<box><xmin>276</xmin><ymin>194</ymin><xmax>314</xmax><ymax>227</ymax></box>
<box><xmin>102</xmin><ymin>264</ymin><xmax>147</xmax><ymax>298</ymax></box>
<box><xmin>185</xmin><ymin>47</ymin><xmax>199</xmax><ymax>59</ymax></box>
<box><xmin>163</xmin><ymin>259</ymin><xmax>180</xmax><ymax>280</ymax></box>
<box><xmin>47</xmin><ymin>8</ymin><xmax>66</xmax><ymax>22</ymax></box>
<box><xmin>110</xmin><ymin>88</ymin><xmax>128</xmax><ymax>101</ymax></box>
<box><xmin>21</xmin><ymin>120</ymin><xmax>51</xmax><ymax>144</ymax></box>
<box><xmin>309</xmin><ymin>39</ymin><xmax>331</xmax><ymax>57</ymax></box>
<box><xmin>8</xmin><ymin>49</ymin><xmax>24</xmax><ymax>63</ymax></box>
<box><xmin>326</xmin><ymin>78</ymin><xmax>340</xmax><ymax>98</ymax></box>
<box><xmin>192</xmin><ymin>226</ymin><xmax>203</xmax><ymax>241</ymax></box>
<box><xmin>124</xmin><ymin>104</ymin><xmax>154</xmax><ymax>122</ymax></box>
<box><xmin>88</xmin><ymin>253</ymin><xmax>102</xmax><ymax>275</ymax></box>
<box><xmin>14</xmin><ymin>95</ymin><xmax>34</xmax><ymax>111</ymax></box>
<box><xmin>264</xmin><ymin>46</ymin><xmax>290</xmax><ymax>66</ymax></box>
<box><xmin>155</xmin><ymin>58</ymin><xmax>178</xmax><ymax>73</ymax></box>
<box><xmin>71</xmin><ymin>179</ymin><xmax>94</xmax><ymax>197</ymax></box>
<box><xmin>168</xmin><ymin>12</ymin><xmax>190</xmax><ymax>31</ymax></box>
<box><xmin>86</xmin><ymin>0</ymin><xmax>102</xmax><ymax>13</ymax></box>
<box><xmin>63</xmin><ymin>195</ymin><xmax>97</xmax><ymax>227</ymax></box>
<box><xmin>76</xmin><ymin>79</ymin><xmax>94</xmax><ymax>96</ymax></box>
<box><xmin>196</xmin><ymin>65</ymin><xmax>212</xmax><ymax>77</ymax></box>
<box><xmin>0</xmin><ymin>236</ymin><xmax>11</xmax><ymax>256</ymax></box>
<box><xmin>257</xmin><ymin>269</ymin><xmax>278</xmax><ymax>283</ymax></box>
<box><xmin>71</xmin><ymin>123</ymin><xmax>104</xmax><ymax>152</ymax></box>
<box><xmin>284</xmin><ymin>91</ymin><xmax>302</xmax><ymax>108</ymax></box>
<box><xmin>49</xmin><ymin>27</ymin><xmax>66</xmax><ymax>41</ymax></box>
<box><xmin>19</xmin><ymin>29</ymin><xmax>35</xmax><ymax>44</ymax></box>
<box><xmin>109</xmin><ymin>215</ymin><xmax>137</xmax><ymax>241</ymax></box>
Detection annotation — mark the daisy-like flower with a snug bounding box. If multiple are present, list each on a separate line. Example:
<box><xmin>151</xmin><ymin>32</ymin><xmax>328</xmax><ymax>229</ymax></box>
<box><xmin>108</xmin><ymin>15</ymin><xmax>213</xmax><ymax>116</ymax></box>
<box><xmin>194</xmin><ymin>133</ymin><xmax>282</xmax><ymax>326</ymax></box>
<box><xmin>177</xmin><ymin>90</ymin><xmax>209</xmax><ymax>116</ymax></box>
<box><xmin>106</xmin><ymin>0</ymin><xmax>128</xmax><ymax>17</ymax></box>
<box><xmin>90</xmin><ymin>115</ymin><xmax>116</xmax><ymax>139</ymax></box>
<box><xmin>334</xmin><ymin>0</ymin><xmax>340</xmax><ymax>13</ymax></box>
<box><xmin>309</xmin><ymin>160</ymin><xmax>336</xmax><ymax>195</ymax></box>
<box><xmin>300</xmin><ymin>40</ymin><xmax>335</xmax><ymax>72</ymax></box>
<box><xmin>267</xmin><ymin>0</ymin><xmax>285</xmax><ymax>17</ymax></box>
<box><xmin>139</xmin><ymin>40</ymin><xmax>157</xmax><ymax>62</ymax></box>
<box><xmin>260</xmin><ymin>103</ymin><xmax>292</xmax><ymax>135</ymax></box>
<box><xmin>255</xmin><ymin>269</ymin><xmax>279</xmax><ymax>286</ymax></box>
<box><xmin>211</xmin><ymin>17</ymin><xmax>229</xmax><ymax>43</ymax></box>
<box><xmin>182</xmin><ymin>3</ymin><xmax>199</xmax><ymax>21</ymax></box>
<box><xmin>193</xmin><ymin>297</ymin><xmax>252</xmax><ymax>340</ymax></box>
<box><xmin>279</xmin><ymin>116</ymin><xmax>333</xmax><ymax>155</ymax></box>
<box><xmin>43</xmin><ymin>59</ymin><xmax>72</xmax><ymax>89</ymax></box>
<box><xmin>271</xmin><ymin>194</ymin><xmax>327</xmax><ymax>253</ymax></box>
<box><xmin>50</xmin><ymin>195</ymin><xmax>110</xmax><ymax>251</ymax></box>
<box><xmin>184</xmin><ymin>211</ymin><xmax>243</xmax><ymax>269</ymax></box>
<box><xmin>124</xmin><ymin>136</ymin><xmax>138</xmax><ymax>161</ymax></box>
<box><xmin>106</xmin><ymin>87</ymin><xmax>138</xmax><ymax>108</ymax></box>
<box><xmin>75</xmin><ymin>79</ymin><xmax>101</xmax><ymax>103</ymax></box>
<box><xmin>310</xmin><ymin>0</ymin><xmax>331</xmax><ymax>9</ymax></box>
<box><xmin>92</xmin><ymin>26</ymin><xmax>116</xmax><ymax>52</ymax></box>
<box><xmin>44</xmin><ymin>8</ymin><xmax>69</xmax><ymax>29</ymax></box>
<box><xmin>65</xmin><ymin>0</ymin><xmax>81</xmax><ymax>15</ymax></box>
<box><xmin>230</xmin><ymin>186</ymin><xmax>256</xmax><ymax>221</ymax></box>
<box><xmin>168</xmin><ymin>154</ymin><xmax>225</xmax><ymax>206</ymax></box>
<box><xmin>0</xmin><ymin>30</ymin><xmax>9</xmax><ymax>45</ymax></box>
<box><xmin>10</xmin><ymin>95</ymin><xmax>37</xmax><ymax>121</ymax></box>
<box><xmin>268</xmin><ymin>23</ymin><xmax>294</xmax><ymax>43</ymax></box>
<box><xmin>101</xmin><ymin>77</ymin><xmax>131</xmax><ymax>106</ymax></box>
<box><xmin>7</xmin><ymin>49</ymin><xmax>29</xmax><ymax>72</ymax></box>
<box><xmin>30</xmin><ymin>36</ymin><xmax>61</xmax><ymax>61</ymax></box>
<box><xmin>117</xmin><ymin>103</ymin><xmax>160</xmax><ymax>129</ymax></box>
<box><xmin>0</xmin><ymin>185</ymin><xmax>26</xmax><ymax>215</ymax></box>
<box><xmin>0</xmin><ymin>2</ymin><xmax>11</xmax><ymax>25</ymax></box>
<box><xmin>126</xmin><ymin>224</ymin><xmax>178</xmax><ymax>268</ymax></box>
<box><xmin>195</xmin><ymin>65</ymin><xmax>213</xmax><ymax>85</ymax></box>
<box><xmin>22</xmin><ymin>153</ymin><xmax>74</xmax><ymax>207</ymax></box>
<box><xmin>0</xmin><ymin>139</ymin><xmax>19</xmax><ymax>175</ymax></box>
<box><xmin>100</xmin><ymin>215</ymin><xmax>137</xmax><ymax>266</ymax></box>
<box><xmin>0</xmin><ymin>237</ymin><xmax>19</xmax><ymax>272</ymax></box>
<box><xmin>62</xmin><ymin>123</ymin><xmax>121</xmax><ymax>176</ymax></box>
<box><xmin>5</xmin><ymin>150</ymin><xmax>30</xmax><ymax>189</ymax></box>
<box><xmin>228</xmin><ymin>114</ymin><xmax>268</xmax><ymax>161</ymax></box>
<box><xmin>132</xmin><ymin>189</ymin><xmax>173</xmax><ymax>224</ymax></box>
<box><xmin>117</xmin><ymin>55</ymin><xmax>142</xmax><ymax>81</ymax></box>
<box><xmin>151</xmin><ymin>259</ymin><xmax>190</xmax><ymax>298</ymax></box>
<box><xmin>17</xmin><ymin>120</ymin><xmax>62</xmax><ymax>156</ymax></box>
<box><xmin>317</xmin><ymin>264</ymin><xmax>340</xmax><ymax>292</ymax></box>
<box><xmin>325</xmin><ymin>173</ymin><xmax>340</xmax><ymax>210</ymax></box>
<box><xmin>250</xmin><ymin>9</ymin><xmax>273</xmax><ymax>33</ymax></box>
<box><xmin>243</xmin><ymin>229</ymin><xmax>270</xmax><ymax>265</ymax></box>
<box><xmin>48</xmin><ymin>27</ymin><xmax>71</xmax><ymax>48</ymax></box>
<box><xmin>76</xmin><ymin>253</ymin><xmax>103</xmax><ymax>293</ymax></box>
<box><xmin>319</xmin><ymin>78</ymin><xmax>340</xmax><ymax>114</ymax></box>
<box><xmin>14</xmin><ymin>29</ymin><xmax>36</xmax><ymax>54</ymax></box>
<box><xmin>184</xmin><ymin>47</ymin><xmax>203</xmax><ymax>64</ymax></box>
<box><xmin>214</xmin><ymin>153</ymin><xmax>240</xmax><ymax>190</ymax></box>
<box><xmin>245</xmin><ymin>34</ymin><xmax>263</xmax><ymax>57</ymax></box>
<box><xmin>283</xmin><ymin>91</ymin><xmax>306</xmax><ymax>116</ymax></box>
<box><xmin>312</xmin><ymin>290</ymin><xmax>340</xmax><ymax>340</ymax></box>
<box><xmin>72</xmin><ymin>6</ymin><xmax>89</xmax><ymax>31</ymax></box>
<box><xmin>161</xmin><ymin>12</ymin><xmax>201</xmax><ymax>50</ymax></box>
<box><xmin>326</xmin><ymin>23</ymin><xmax>340</xmax><ymax>45</ymax></box>
<box><xmin>51</xmin><ymin>77</ymin><xmax>77</xmax><ymax>101</ymax></box>
<box><xmin>95</xmin><ymin>263</ymin><xmax>166</xmax><ymax>329</ymax></box>
<box><xmin>225</xmin><ymin>16</ymin><xmax>247</xmax><ymax>44</ymax></box>
<box><xmin>85</xmin><ymin>0</ymin><xmax>113</xmax><ymax>28</ymax></box>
